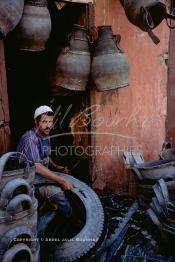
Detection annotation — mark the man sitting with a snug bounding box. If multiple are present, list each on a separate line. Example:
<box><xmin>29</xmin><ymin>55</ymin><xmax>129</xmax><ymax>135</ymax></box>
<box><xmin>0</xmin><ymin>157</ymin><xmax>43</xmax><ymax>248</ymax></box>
<box><xmin>17</xmin><ymin>105</ymin><xmax>75</xmax><ymax>237</ymax></box>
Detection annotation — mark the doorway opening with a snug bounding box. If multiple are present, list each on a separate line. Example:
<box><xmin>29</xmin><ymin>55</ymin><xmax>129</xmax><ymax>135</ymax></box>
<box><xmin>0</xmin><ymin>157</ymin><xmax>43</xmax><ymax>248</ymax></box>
<box><xmin>5</xmin><ymin>2</ymin><xmax>94</xmax><ymax>185</ymax></box>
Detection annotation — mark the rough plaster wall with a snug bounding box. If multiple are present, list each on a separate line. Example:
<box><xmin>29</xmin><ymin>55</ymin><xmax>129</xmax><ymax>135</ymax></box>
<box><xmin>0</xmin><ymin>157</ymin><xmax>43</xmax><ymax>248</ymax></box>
<box><xmin>91</xmin><ymin>0</ymin><xmax>170</xmax><ymax>192</ymax></box>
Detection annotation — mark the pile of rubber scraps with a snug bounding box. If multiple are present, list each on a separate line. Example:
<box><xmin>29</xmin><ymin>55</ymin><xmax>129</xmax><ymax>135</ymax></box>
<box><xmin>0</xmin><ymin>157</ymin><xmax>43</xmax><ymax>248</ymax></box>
<box><xmin>90</xmin><ymin>193</ymin><xmax>175</xmax><ymax>262</ymax></box>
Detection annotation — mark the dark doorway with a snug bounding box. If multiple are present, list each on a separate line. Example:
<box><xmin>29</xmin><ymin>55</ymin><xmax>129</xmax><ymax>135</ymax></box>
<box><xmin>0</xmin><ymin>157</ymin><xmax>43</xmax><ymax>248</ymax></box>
<box><xmin>5</xmin><ymin>2</ymin><xmax>92</xmax><ymax>185</ymax></box>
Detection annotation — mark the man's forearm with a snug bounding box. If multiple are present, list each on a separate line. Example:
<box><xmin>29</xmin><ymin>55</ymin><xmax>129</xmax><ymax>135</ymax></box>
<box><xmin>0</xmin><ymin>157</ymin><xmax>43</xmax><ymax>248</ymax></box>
<box><xmin>35</xmin><ymin>163</ymin><xmax>65</xmax><ymax>185</ymax></box>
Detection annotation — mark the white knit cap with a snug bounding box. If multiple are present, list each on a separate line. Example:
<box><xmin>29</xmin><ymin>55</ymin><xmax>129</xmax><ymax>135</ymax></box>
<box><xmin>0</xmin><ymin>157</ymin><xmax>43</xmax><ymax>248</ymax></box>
<box><xmin>34</xmin><ymin>105</ymin><xmax>53</xmax><ymax>119</ymax></box>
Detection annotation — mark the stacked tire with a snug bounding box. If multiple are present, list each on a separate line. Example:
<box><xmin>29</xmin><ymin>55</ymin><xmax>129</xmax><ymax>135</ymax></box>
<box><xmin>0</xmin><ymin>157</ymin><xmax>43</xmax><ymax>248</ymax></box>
<box><xmin>132</xmin><ymin>159</ymin><xmax>175</xmax><ymax>208</ymax></box>
<box><xmin>0</xmin><ymin>152</ymin><xmax>39</xmax><ymax>262</ymax></box>
<box><xmin>147</xmin><ymin>178</ymin><xmax>175</xmax><ymax>255</ymax></box>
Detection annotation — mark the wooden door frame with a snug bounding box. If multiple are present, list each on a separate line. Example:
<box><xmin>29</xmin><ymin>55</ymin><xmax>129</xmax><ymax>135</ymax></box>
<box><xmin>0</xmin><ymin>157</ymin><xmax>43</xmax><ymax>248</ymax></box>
<box><xmin>166</xmin><ymin>0</ymin><xmax>175</xmax><ymax>145</ymax></box>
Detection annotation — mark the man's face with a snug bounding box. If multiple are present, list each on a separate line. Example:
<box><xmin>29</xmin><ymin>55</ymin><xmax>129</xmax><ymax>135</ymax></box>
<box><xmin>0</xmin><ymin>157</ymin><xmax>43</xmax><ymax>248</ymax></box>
<box><xmin>36</xmin><ymin>114</ymin><xmax>54</xmax><ymax>137</ymax></box>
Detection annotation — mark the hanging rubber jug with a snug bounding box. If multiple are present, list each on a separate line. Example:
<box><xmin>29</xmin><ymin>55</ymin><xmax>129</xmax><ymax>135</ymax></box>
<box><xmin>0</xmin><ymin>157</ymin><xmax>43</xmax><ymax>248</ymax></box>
<box><xmin>120</xmin><ymin>0</ymin><xmax>166</xmax><ymax>32</ymax></box>
<box><xmin>91</xmin><ymin>25</ymin><xmax>130</xmax><ymax>91</ymax></box>
<box><xmin>120</xmin><ymin>0</ymin><xmax>171</xmax><ymax>43</ymax></box>
<box><xmin>49</xmin><ymin>24</ymin><xmax>91</xmax><ymax>92</ymax></box>
<box><xmin>14</xmin><ymin>0</ymin><xmax>51</xmax><ymax>51</ymax></box>
<box><xmin>0</xmin><ymin>0</ymin><xmax>24</xmax><ymax>39</ymax></box>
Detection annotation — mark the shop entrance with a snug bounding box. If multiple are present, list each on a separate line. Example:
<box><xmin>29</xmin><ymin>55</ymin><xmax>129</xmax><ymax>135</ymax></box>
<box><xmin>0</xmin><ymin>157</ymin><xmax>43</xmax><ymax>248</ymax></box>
<box><xmin>5</xmin><ymin>2</ymin><xmax>92</xmax><ymax>184</ymax></box>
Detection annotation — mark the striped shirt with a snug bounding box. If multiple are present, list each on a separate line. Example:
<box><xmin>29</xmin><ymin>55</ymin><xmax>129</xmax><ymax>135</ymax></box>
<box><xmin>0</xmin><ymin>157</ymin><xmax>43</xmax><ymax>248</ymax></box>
<box><xmin>16</xmin><ymin>128</ymin><xmax>51</xmax><ymax>183</ymax></box>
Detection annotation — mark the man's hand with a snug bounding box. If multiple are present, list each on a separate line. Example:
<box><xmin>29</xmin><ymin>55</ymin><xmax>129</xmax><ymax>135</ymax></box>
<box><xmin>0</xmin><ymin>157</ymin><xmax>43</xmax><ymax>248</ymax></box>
<box><xmin>64</xmin><ymin>166</ymin><xmax>70</xmax><ymax>174</ymax></box>
<box><xmin>54</xmin><ymin>165</ymin><xmax>70</xmax><ymax>174</ymax></box>
<box><xmin>35</xmin><ymin>162</ymin><xmax>75</xmax><ymax>190</ymax></box>
<box><xmin>54</xmin><ymin>165</ymin><xmax>64</xmax><ymax>171</ymax></box>
<box><xmin>49</xmin><ymin>158</ymin><xmax>70</xmax><ymax>173</ymax></box>
<box><xmin>61</xmin><ymin>179</ymin><xmax>75</xmax><ymax>191</ymax></box>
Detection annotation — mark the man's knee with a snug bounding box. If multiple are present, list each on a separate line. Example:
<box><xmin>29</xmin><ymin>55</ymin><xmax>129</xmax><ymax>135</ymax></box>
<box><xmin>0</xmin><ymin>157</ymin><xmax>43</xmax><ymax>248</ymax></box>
<box><xmin>35</xmin><ymin>185</ymin><xmax>72</xmax><ymax>217</ymax></box>
<box><xmin>38</xmin><ymin>185</ymin><xmax>64</xmax><ymax>199</ymax></box>
<box><xmin>49</xmin><ymin>192</ymin><xmax>72</xmax><ymax>217</ymax></box>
